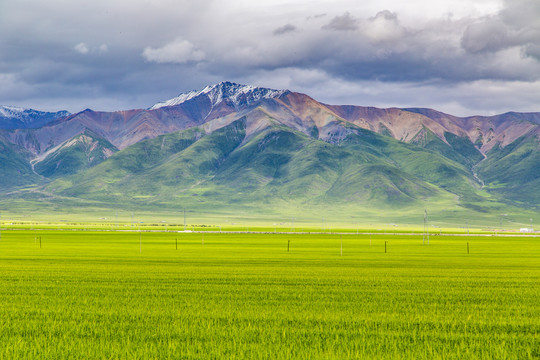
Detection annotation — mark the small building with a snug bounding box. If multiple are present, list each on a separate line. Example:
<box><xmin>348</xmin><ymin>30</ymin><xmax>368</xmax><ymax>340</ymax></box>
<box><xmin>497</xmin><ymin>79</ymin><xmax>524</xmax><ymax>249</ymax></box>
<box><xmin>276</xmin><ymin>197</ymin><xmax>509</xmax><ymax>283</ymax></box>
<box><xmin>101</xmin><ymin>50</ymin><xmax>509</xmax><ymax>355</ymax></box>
<box><xmin>520</xmin><ymin>228</ymin><xmax>534</xmax><ymax>233</ymax></box>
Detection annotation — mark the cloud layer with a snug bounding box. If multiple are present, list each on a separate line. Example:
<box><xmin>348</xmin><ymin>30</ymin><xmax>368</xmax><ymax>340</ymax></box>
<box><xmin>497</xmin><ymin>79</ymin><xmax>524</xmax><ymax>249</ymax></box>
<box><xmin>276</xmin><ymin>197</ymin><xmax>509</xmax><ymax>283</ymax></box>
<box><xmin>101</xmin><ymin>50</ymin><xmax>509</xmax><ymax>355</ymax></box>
<box><xmin>1</xmin><ymin>0</ymin><xmax>539</xmax><ymax>116</ymax></box>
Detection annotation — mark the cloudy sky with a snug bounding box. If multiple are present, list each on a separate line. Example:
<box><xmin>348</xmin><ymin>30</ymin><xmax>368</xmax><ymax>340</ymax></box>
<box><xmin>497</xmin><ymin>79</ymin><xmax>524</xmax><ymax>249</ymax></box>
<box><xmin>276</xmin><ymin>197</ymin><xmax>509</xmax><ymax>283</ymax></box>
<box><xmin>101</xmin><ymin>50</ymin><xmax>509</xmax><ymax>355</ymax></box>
<box><xmin>1</xmin><ymin>0</ymin><xmax>539</xmax><ymax>116</ymax></box>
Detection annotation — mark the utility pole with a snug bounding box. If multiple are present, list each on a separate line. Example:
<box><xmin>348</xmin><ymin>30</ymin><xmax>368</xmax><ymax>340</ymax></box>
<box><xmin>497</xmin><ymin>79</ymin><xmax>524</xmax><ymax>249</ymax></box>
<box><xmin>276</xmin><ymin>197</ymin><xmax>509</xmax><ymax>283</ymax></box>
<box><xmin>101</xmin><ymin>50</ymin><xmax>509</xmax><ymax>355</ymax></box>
<box><xmin>423</xmin><ymin>210</ymin><xmax>429</xmax><ymax>245</ymax></box>
<box><xmin>423</xmin><ymin>210</ymin><xmax>426</xmax><ymax>245</ymax></box>
<box><xmin>427</xmin><ymin>211</ymin><xmax>429</xmax><ymax>245</ymax></box>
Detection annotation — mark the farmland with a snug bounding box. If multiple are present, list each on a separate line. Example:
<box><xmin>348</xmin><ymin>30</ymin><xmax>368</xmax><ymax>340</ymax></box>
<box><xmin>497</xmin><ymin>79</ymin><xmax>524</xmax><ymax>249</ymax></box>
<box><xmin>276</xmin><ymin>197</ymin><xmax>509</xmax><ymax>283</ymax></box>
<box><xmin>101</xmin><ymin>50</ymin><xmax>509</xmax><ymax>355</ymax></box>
<box><xmin>0</xmin><ymin>230</ymin><xmax>538</xmax><ymax>359</ymax></box>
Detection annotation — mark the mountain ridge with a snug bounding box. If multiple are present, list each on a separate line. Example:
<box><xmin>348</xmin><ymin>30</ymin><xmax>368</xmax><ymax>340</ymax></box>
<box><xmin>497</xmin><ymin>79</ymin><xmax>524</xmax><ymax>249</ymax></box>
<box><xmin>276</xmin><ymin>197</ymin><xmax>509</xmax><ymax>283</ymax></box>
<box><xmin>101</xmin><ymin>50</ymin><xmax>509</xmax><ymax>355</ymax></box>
<box><xmin>1</xmin><ymin>82</ymin><xmax>539</xmax><ymax>219</ymax></box>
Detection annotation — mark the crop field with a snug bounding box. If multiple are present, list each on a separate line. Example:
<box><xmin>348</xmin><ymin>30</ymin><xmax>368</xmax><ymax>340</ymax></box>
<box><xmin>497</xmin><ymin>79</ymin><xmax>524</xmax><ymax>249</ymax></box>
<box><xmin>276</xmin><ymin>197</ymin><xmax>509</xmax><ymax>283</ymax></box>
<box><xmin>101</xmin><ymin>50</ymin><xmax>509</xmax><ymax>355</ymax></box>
<box><xmin>0</xmin><ymin>230</ymin><xmax>538</xmax><ymax>359</ymax></box>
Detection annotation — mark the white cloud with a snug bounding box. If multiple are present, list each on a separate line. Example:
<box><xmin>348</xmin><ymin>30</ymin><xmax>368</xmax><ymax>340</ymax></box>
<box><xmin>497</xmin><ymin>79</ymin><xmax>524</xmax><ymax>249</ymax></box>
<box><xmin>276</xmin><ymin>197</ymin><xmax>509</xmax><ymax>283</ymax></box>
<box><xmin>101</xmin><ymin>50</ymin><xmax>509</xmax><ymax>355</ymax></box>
<box><xmin>73</xmin><ymin>42</ymin><xmax>108</xmax><ymax>55</ymax></box>
<box><xmin>74</xmin><ymin>42</ymin><xmax>90</xmax><ymax>54</ymax></box>
<box><xmin>363</xmin><ymin>11</ymin><xmax>408</xmax><ymax>44</ymax></box>
<box><xmin>142</xmin><ymin>38</ymin><xmax>205</xmax><ymax>64</ymax></box>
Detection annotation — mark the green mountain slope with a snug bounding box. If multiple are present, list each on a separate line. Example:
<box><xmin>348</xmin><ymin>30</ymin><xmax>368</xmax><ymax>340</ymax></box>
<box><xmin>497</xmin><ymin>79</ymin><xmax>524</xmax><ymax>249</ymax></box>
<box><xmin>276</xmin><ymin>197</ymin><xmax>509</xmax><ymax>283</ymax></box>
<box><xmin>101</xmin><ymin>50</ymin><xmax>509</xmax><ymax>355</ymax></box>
<box><xmin>0</xmin><ymin>135</ymin><xmax>40</xmax><ymax>191</ymax></box>
<box><xmin>478</xmin><ymin>133</ymin><xmax>540</xmax><ymax>207</ymax></box>
<box><xmin>33</xmin><ymin>130</ymin><xmax>119</xmax><ymax>178</ymax></box>
<box><xmin>409</xmin><ymin>127</ymin><xmax>484</xmax><ymax>168</ymax></box>
<box><xmin>47</xmin><ymin>126</ymin><xmax>206</xmax><ymax>198</ymax></box>
<box><xmin>46</xmin><ymin>117</ymin><xmax>487</xmax><ymax>213</ymax></box>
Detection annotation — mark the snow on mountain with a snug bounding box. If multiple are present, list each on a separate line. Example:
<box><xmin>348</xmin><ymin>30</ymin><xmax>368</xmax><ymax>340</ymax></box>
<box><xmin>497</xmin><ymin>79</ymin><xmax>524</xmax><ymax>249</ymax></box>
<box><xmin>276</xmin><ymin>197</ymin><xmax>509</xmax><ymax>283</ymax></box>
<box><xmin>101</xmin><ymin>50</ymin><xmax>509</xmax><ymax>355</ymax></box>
<box><xmin>0</xmin><ymin>106</ymin><xmax>70</xmax><ymax>129</ymax></box>
<box><xmin>149</xmin><ymin>81</ymin><xmax>288</xmax><ymax>110</ymax></box>
<box><xmin>0</xmin><ymin>105</ymin><xmax>28</xmax><ymax>118</ymax></box>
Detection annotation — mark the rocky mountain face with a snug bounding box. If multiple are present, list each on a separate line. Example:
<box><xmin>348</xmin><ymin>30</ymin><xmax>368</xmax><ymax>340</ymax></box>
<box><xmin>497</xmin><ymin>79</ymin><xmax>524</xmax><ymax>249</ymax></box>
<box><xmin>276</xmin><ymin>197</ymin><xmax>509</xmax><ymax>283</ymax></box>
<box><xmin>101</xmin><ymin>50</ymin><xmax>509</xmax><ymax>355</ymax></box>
<box><xmin>1</xmin><ymin>82</ymin><xmax>539</xmax><ymax>213</ymax></box>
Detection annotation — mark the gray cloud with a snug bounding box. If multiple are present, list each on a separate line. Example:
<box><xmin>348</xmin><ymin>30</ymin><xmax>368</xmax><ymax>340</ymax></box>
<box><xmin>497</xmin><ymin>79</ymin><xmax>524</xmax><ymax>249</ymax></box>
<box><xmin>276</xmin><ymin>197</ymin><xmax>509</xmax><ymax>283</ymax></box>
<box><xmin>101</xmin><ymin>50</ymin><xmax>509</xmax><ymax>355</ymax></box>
<box><xmin>273</xmin><ymin>24</ymin><xmax>297</xmax><ymax>36</ymax></box>
<box><xmin>461</xmin><ymin>0</ymin><xmax>540</xmax><ymax>57</ymax></box>
<box><xmin>462</xmin><ymin>19</ymin><xmax>523</xmax><ymax>53</ymax></box>
<box><xmin>322</xmin><ymin>12</ymin><xmax>359</xmax><ymax>31</ymax></box>
<box><xmin>525</xmin><ymin>44</ymin><xmax>540</xmax><ymax>61</ymax></box>
<box><xmin>0</xmin><ymin>0</ymin><xmax>539</xmax><ymax>116</ymax></box>
<box><xmin>307</xmin><ymin>14</ymin><xmax>327</xmax><ymax>20</ymax></box>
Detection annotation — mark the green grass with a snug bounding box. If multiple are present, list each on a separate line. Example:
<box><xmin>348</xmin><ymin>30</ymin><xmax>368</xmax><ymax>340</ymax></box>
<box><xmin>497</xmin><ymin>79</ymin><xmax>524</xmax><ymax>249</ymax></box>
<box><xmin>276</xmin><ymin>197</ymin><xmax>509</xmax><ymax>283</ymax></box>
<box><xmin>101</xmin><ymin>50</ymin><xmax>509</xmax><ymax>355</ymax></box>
<box><xmin>0</xmin><ymin>230</ymin><xmax>538</xmax><ymax>359</ymax></box>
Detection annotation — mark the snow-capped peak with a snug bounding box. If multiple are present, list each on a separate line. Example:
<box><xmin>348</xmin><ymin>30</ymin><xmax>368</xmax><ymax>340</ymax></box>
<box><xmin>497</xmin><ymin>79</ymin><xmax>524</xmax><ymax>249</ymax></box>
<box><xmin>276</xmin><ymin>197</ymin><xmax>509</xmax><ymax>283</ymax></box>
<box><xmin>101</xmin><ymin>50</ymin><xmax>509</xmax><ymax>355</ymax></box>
<box><xmin>149</xmin><ymin>81</ymin><xmax>288</xmax><ymax>110</ymax></box>
<box><xmin>0</xmin><ymin>105</ymin><xmax>29</xmax><ymax>118</ymax></box>
<box><xmin>0</xmin><ymin>105</ymin><xmax>70</xmax><ymax>129</ymax></box>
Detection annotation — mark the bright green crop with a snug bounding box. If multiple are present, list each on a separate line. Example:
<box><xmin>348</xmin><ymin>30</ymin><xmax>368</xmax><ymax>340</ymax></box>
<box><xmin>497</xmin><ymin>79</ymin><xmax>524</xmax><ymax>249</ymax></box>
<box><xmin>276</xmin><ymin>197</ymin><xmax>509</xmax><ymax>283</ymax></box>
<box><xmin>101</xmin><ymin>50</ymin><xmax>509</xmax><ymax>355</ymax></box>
<box><xmin>0</xmin><ymin>231</ymin><xmax>538</xmax><ymax>359</ymax></box>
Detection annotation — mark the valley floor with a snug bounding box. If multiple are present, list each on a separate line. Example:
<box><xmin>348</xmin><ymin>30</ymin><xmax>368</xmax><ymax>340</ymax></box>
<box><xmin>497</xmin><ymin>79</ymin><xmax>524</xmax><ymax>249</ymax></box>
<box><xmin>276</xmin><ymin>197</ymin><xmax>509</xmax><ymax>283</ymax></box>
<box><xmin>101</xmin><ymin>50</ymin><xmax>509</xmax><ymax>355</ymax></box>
<box><xmin>0</xmin><ymin>231</ymin><xmax>538</xmax><ymax>359</ymax></box>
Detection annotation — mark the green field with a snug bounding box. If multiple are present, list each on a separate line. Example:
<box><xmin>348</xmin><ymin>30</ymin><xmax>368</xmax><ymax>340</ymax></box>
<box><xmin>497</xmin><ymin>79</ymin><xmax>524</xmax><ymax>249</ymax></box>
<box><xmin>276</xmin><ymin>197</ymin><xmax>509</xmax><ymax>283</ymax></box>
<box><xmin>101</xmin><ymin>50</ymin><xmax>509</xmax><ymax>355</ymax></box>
<box><xmin>0</xmin><ymin>230</ymin><xmax>538</xmax><ymax>359</ymax></box>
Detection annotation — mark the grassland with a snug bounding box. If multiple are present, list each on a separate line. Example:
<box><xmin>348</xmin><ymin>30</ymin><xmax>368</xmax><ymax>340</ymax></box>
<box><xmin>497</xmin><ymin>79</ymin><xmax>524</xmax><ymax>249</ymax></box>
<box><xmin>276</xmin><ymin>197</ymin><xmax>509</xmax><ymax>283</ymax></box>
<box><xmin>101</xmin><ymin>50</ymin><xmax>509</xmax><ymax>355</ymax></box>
<box><xmin>1</xmin><ymin>199</ymin><xmax>538</xmax><ymax>234</ymax></box>
<box><xmin>0</xmin><ymin>229</ymin><xmax>538</xmax><ymax>359</ymax></box>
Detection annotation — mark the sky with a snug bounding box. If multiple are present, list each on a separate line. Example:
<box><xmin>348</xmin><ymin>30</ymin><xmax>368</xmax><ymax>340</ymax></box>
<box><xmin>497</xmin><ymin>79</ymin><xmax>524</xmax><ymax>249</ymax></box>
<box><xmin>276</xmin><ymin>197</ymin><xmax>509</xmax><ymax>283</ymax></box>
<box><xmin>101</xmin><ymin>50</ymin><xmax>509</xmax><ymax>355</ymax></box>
<box><xmin>1</xmin><ymin>0</ymin><xmax>539</xmax><ymax>116</ymax></box>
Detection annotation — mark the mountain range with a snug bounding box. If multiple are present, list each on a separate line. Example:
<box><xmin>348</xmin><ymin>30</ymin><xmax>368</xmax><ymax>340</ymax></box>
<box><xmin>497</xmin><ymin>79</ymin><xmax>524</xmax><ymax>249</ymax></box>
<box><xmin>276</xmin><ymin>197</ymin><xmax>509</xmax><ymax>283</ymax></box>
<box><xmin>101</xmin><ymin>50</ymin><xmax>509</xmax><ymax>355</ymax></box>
<box><xmin>1</xmin><ymin>82</ymin><xmax>538</xmax><ymax>223</ymax></box>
